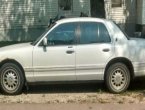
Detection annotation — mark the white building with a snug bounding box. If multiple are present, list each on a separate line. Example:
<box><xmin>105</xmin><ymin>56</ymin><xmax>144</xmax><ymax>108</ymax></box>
<box><xmin>0</xmin><ymin>0</ymin><xmax>144</xmax><ymax>41</ymax></box>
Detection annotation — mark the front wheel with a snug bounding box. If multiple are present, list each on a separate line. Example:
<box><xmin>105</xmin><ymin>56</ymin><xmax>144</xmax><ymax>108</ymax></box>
<box><xmin>105</xmin><ymin>63</ymin><xmax>130</xmax><ymax>93</ymax></box>
<box><xmin>0</xmin><ymin>63</ymin><xmax>24</xmax><ymax>95</ymax></box>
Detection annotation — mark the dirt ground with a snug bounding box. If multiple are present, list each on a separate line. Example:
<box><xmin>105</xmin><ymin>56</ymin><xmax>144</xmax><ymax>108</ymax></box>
<box><xmin>1</xmin><ymin>78</ymin><xmax>145</xmax><ymax>104</ymax></box>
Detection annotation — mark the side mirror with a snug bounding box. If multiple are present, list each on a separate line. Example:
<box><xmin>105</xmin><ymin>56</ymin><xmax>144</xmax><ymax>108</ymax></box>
<box><xmin>42</xmin><ymin>37</ymin><xmax>47</xmax><ymax>46</ymax></box>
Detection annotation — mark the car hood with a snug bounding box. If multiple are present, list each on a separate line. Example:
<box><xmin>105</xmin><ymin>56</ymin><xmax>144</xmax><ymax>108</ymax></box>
<box><xmin>0</xmin><ymin>42</ymin><xmax>34</xmax><ymax>69</ymax></box>
<box><xmin>0</xmin><ymin>42</ymin><xmax>34</xmax><ymax>61</ymax></box>
<box><xmin>0</xmin><ymin>42</ymin><xmax>33</xmax><ymax>52</ymax></box>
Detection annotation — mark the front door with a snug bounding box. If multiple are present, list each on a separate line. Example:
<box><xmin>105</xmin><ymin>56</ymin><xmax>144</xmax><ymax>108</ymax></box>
<box><xmin>76</xmin><ymin>22</ymin><xmax>114</xmax><ymax>80</ymax></box>
<box><xmin>33</xmin><ymin>23</ymin><xmax>77</xmax><ymax>82</ymax></box>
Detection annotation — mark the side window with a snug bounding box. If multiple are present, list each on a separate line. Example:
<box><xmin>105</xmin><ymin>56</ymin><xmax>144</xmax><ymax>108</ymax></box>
<box><xmin>79</xmin><ymin>22</ymin><xmax>111</xmax><ymax>44</ymax></box>
<box><xmin>79</xmin><ymin>23</ymin><xmax>99</xmax><ymax>44</ymax></box>
<box><xmin>47</xmin><ymin>23</ymin><xmax>77</xmax><ymax>46</ymax></box>
<box><xmin>98</xmin><ymin>23</ymin><xmax>111</xmax><ymax>43</ymax></box>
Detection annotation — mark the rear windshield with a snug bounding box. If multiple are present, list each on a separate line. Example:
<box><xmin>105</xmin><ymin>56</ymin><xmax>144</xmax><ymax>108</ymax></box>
<box><xmin>113</xmin><ymin>22</ymin><xmax>130</xmax><ymax>40</ymax></box>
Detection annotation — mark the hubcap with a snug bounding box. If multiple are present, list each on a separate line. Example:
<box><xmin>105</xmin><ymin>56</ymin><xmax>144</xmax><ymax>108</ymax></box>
<box><xmin>2</xmin><ymin>69</ymin><xmax>19</xmax><ymax>91</ymax></box>
<box><xmin>111</xmin><ymin>68</ymin><xmax>126</xmax><ymax>90</ymax></box>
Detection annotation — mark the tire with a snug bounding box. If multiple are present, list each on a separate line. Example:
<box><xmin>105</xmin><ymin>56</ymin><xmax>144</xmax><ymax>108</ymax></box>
<box><xmin>105</xmin><ymin>63</ymin><xmax>130</xmax><ymax>93</ymax></box>
<box><xmin>0</xmin><ymin>63</ymin><xmax>24</xmax><ymax>95</ymax></box>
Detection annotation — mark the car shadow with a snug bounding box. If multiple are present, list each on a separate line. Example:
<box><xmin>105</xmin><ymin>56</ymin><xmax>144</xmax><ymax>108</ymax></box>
<box><xmin>24</xmin><ymin>82</ymin><xmax>106</xmax><ymax>94</ymax></box>
<box><xmin>129</xmin><ymin>77</ymin><xmax>145</xmax><ymax>92</ymax></box>
<box><xmin>23</xmin><ymin>78</ymin><xmax>145</xmax><ymax>94</ymax></box>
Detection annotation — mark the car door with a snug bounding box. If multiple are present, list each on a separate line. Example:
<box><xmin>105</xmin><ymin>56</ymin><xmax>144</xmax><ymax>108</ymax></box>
<box><xmin>33</xmin><ymin>22</ymin><xmax>77</xmax><ymax>82</ymax></box>
<box><xmin>76</xmin><ymin>22</ymin><xmax>114</xmax><ymax>80</ymax></box>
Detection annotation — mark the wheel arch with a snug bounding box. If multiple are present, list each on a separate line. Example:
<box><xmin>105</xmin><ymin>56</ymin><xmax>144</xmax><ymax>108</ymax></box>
<box><xmin>0</xmin><ymin>59</ymin><xmax>26</xmax><ymax>81</ymax></box>
<box><xmin>104</xmin><ymin>57</ymin><xmax>134</xmax><ymax>80</ymax></box>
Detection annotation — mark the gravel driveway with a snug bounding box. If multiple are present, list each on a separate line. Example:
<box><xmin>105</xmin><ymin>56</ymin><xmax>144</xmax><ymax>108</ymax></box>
<box><xmin>0</xmin><ymin>78</ymin><xmax>145</xmax><ymax>104</ymax></box>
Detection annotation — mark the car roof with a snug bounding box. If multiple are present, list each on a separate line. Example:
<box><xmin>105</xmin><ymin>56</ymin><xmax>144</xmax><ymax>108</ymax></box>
<box><xmin>56</xmin><ymin>17</ymin><xmax>111</xmax><ymax>24</ymax></box>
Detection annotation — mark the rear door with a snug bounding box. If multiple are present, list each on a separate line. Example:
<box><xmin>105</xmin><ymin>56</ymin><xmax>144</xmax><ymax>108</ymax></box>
<box><xmin>76</xmin><ymin>22</ymin><xmax>114</xmax><ymax>80</ymax></box>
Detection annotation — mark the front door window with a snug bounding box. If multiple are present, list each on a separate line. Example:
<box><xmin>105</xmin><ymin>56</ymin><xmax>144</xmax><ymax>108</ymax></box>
<box><xmin>47</xmin><ymin>23</ymin><xmax>77</xmax><ymax>46</ymax></box>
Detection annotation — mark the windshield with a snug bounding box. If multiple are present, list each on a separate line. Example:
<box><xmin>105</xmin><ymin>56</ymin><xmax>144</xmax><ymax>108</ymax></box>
<box><xmin>31</xmin><ymin>23</ymin><xmax>56</xmax><ymax>45</ymax></box>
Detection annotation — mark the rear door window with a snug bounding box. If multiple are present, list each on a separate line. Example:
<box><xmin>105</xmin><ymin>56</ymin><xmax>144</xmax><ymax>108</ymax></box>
<box><xmin>79</xmin><ymin>22</ymin><xmax>111</xmax><ymax>44</ymax></box>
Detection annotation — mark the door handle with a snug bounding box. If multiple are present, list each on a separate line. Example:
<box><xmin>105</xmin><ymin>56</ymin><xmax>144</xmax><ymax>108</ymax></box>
<box><xmin>66</xmin><ymin>50</ymin><xmax>74</xmax><ymax>54</ymax></box>
<box><xmin>68</xmin><ymin>46</ymin><xmax>73</xmax><ymax>48</ymax></box>
<box><xmin>102</xmin><ymin>48</ymin><xmax>110</xmax><ymax>52</ymax></box>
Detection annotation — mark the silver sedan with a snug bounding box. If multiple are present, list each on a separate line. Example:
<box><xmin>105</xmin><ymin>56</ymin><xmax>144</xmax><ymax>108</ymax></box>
<box><xmin>0</xmin><ymin>18</ymin><xmax>145</xmax><ymax>95</ymax></box>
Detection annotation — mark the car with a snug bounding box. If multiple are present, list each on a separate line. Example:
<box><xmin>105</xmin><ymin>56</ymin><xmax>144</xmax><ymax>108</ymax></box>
<box><xmin>0</xmin><ymin>17</ymin><xmax>145</xmax><ymax>95</ymax></box>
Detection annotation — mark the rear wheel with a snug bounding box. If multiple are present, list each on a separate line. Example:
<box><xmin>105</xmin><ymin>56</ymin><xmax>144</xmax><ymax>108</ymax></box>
<box><xmin>0</xmin><ymin>63</ymin><xmax>24</xmax><ymax>95</ymax></box>
<box><xmin>105</xmin><ymin>63</ymin><xmax>130</xmax><ymax>93</ymax></box>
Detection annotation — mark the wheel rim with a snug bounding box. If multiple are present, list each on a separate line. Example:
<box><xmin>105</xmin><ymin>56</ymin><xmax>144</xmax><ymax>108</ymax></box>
<box><xmin>2</xmin><ymin>68</ymin><xmax>20</xmax><ymax>92</ymax></box>
<box><xmin>110</xmin><ymin>68</ymin><xmax>127</xmax><ymax>91</ymax></box>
